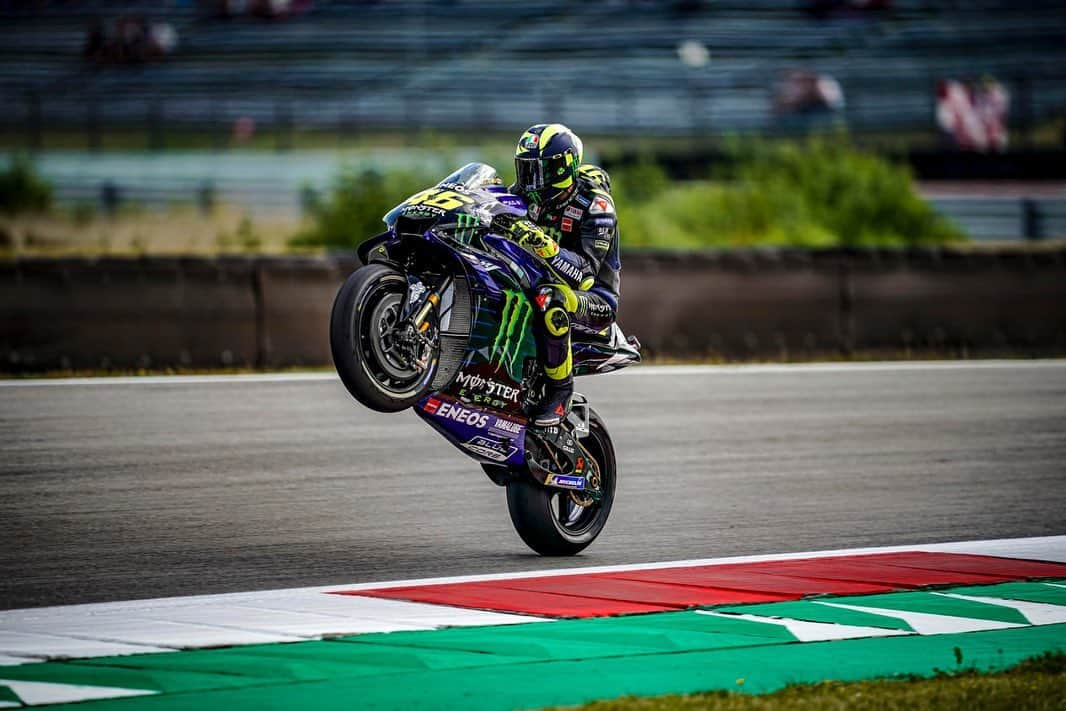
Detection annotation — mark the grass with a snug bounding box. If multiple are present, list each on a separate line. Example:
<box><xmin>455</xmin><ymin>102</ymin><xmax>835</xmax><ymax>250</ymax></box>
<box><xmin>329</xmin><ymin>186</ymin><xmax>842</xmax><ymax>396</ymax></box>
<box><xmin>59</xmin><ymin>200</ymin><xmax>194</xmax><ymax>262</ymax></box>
<box><xmin>7</xmin><ymin>134</ymin><xmax>1063</xmax><ymax>257</ymax></box>
<box><xmin>0</xmin><ymin>204</ymin><xmax>301</xmax><ymax>257</ymax></box>
<box><xmin>548</xmin><ymin>653</ymin><xmax>1066</xmax><ymax>711</ymax></box>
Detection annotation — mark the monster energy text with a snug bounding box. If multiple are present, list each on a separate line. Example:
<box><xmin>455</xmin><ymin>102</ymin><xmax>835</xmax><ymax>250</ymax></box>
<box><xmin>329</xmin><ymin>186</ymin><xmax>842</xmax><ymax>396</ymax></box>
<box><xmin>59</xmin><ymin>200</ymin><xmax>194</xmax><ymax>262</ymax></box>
<box><xmin>491</xmin><ymin>290</ymin><xmax>532</xmax><ymax>376</ymax></box>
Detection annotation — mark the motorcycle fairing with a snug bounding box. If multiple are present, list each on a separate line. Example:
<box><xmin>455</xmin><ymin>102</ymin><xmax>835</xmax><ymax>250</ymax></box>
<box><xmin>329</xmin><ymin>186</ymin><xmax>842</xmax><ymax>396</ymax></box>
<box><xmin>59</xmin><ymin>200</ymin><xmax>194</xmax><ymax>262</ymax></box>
<box><xmin>415</xmin><ymin>392</ymin><xmax>527</xmax><ymax>468</ymax></box>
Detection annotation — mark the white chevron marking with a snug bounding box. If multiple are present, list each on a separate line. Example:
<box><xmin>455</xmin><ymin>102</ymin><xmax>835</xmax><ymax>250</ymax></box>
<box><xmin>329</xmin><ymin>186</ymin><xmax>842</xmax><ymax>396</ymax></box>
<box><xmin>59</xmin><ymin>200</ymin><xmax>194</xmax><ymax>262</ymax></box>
<box><xmin>694</xmin><ymin>610</ymin><xmax>910</xmax><ymax>642</ymax></box>
<box><xmin>933</xmin><ymin>593</ymin><xmax>1066</xmax><ymax>626</ymax></box>
<box><xmin>0</xmin><ymin>679</ymin><xmax>154</xmax><ymax>706</ymax></box>
<box><xmin>815</xmin><ymin>602</ymin><xmax>1025</xmax><ymax>635</ymax></box>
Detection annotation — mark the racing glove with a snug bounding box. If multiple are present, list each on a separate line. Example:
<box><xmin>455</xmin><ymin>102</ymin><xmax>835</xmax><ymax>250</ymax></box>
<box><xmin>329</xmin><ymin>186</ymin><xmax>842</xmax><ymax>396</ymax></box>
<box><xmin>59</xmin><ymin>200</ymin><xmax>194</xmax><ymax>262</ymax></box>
<box><xmin>492</xmin><ymin>214</ymin><xmax>559</xmax><ymax>260</ymax></box>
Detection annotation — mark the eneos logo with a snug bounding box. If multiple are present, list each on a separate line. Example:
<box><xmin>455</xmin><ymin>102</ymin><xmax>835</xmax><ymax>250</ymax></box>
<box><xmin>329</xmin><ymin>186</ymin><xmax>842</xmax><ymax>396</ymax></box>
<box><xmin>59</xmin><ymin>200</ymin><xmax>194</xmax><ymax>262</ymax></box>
<box><xmin>424</xmin><ymin>398</ymin><xmax>490</xmax><ymax>429</ymax></box>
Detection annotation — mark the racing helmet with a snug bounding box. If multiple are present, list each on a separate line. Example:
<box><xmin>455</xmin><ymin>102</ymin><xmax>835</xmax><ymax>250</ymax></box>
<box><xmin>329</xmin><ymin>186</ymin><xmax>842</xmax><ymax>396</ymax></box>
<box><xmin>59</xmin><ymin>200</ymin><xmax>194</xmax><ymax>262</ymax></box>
<box><xmin>514</xmin><ymin>123</ymin><xmax>584</xmax><ymax>207</ymax></box>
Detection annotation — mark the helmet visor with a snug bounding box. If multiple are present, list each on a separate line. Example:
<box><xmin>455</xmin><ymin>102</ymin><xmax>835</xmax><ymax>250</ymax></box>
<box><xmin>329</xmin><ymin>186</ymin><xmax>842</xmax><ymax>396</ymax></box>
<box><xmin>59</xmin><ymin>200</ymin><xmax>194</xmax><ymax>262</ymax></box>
<box><xmin>515</xmin><ymin>156</ymin><xmax>544</xmax><ymax>192</ymax></box>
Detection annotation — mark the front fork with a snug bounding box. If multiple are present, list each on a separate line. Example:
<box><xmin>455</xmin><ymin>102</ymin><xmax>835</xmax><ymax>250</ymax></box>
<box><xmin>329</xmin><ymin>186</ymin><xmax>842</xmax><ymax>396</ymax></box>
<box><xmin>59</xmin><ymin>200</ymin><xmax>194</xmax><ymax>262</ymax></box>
<box><xmin>402</xmin><ymin>275</ymin><xmax>451</xmax><ymax>371</ymax></box>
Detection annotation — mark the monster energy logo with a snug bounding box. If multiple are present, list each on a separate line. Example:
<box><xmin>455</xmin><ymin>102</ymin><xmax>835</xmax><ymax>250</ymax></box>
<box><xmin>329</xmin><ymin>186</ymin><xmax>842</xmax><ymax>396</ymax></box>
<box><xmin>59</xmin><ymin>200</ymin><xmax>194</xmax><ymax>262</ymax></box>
<box><xmin>491</xmin><ymin>290</ymin><xmax>531</xmax><ymax>374</ymax></box>
<box><xmin>454</xmin><ymin>213</ymin><xmax>479</xmax><ymax>243</ymax></box>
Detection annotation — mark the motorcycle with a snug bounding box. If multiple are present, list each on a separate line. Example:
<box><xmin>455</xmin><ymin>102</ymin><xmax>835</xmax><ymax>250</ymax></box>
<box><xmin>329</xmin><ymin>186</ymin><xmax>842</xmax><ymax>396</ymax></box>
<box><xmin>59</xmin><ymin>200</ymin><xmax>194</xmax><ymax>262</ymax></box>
<box><xmin>329</xmin><ymin>162</ymin><xmax>641</xmax><ymax>555</ymax></box>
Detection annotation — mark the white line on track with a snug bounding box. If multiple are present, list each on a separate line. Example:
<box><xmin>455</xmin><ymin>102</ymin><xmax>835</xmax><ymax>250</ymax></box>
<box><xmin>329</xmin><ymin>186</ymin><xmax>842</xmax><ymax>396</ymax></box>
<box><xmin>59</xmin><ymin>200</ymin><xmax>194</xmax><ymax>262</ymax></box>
<box><xmin>0</xmin><ymin>372</ymin><xmax>338</xmax><ymax>388</ymax></box>
<box><xmin>621</xmin><ymin>359</ymin><xmax>1066</xmax><ymax>377</ymax></box>
<box><xmin>2</xmin><ymin>359</ymin><xmax>1063</xmax><ymax>388</ymax></box>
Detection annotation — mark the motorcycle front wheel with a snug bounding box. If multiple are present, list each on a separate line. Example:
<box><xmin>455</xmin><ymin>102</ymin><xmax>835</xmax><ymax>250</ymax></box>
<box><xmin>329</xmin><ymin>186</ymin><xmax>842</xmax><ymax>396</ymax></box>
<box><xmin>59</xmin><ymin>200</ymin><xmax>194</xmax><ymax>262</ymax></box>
<box><xmin>329</xmin><ymin>264</ymin><xmax>438</xmax><ymax>412</ymax></box>
<box><xmin>506</xmin><ymin>408</ymin><xmax>616</xmax><ymax>556</ymax></box>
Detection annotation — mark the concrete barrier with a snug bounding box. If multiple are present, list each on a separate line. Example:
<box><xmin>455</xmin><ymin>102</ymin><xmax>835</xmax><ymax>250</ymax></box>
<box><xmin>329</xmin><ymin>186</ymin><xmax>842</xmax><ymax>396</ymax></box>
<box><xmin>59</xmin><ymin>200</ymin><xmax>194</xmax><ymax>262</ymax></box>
<box><xmin>845</xmin><ymin>249</ymin><xmax>1066</xmax><ymax>355</ymax></box>
<box><xmin>619</xmin><ymin>251</ymin><xmax>844</xmax><ymax>359</ymax></box>
<box><xmin>1</xmin><ymin>257</ymin><xmax>258</xmax><ymax>370</ymax></box>
<box><xmin>1</xmin><ymin>248</ymin><xmax>1063</xmax><ymax>371</ymax></box>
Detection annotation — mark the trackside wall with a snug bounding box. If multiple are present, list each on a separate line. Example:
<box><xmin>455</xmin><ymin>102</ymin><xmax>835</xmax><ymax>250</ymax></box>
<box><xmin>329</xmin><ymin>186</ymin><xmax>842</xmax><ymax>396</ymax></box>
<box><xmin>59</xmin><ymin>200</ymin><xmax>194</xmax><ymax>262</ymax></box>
<box><xmin>1</xmin><ymin>249</ymin><xmax>1063</xmax><ymax>371</ymax></box>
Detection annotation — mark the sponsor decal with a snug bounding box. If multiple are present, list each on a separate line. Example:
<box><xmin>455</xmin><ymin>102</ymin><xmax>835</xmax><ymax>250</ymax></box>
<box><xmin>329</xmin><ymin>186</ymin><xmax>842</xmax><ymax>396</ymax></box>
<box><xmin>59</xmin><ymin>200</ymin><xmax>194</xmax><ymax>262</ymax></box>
<box><xmin>535</xmin><ymin>292</ymin><xmax>550</xmax><ymax>310</ymax></box>
<box><xmin>564</xmin><ymin>205</ymin><xmax>583</xmax><ymax>220</ymax></box>
<box><xmin>586</xmin><ymin>299</ymin><xmax>614</xmax><ymax>318</ymax></box>
<box><xmin>455</xmin><ymin>371</ymin><xmax>520</xmax><ymax>403</ymax></box>
<box><xmin>594</xmin><ymin>239</ymin><xmax>610</xmax><ymax>251</ymax></box>
<box><xmin>545</xmin><ymin>473</ymin><xmax>586</xmax><ymax>490</ymax></box>
<box><xmin>453</xmin><ymin>213</ymin><xmax>480</xmax><ymax>244</ymax></box>
<box><xmin>574</xmin><ymin>193</ymin><xmax>591</xmax><ymax>207</ymax></box>
<box><xmin>428</xmin><ymin>399</ymin><xmax>490</xmax><ymax>428</ymax></box>
<box><xmin>498</xmin><ymin>194</ymin><xmax>525</xmax><ymax>210</ymax></box>
<box><xmin>463</xmin><ymin>435</ymin><xmax>518</xmax><ymax>462</ymax></box>
<box><xmin>408</xmin><ymin>281</ymin><xmax>427</xmax><ymax>303</ymax></box>
<box><xmin>491</xmin><ymin>290</ymin><xmax>533</xmax><ymax>377</ymax></box>
<box><xmin>550</xmin><ymin>255</ymin><xmax>585</xmax><ymax>284</ymax></box>
<box><xmin>597</xmin><ymin>225</ymin><xmax>613</xmax><ymax>236</ymax></box>
<box><xmin>561</xmin><ymin>217</ymin><xmax>574</xmax><ymax>232</ymax></box>
<box><xmin>402</xmin><ymin>205</ymin><xmax>446</xmax><ymax>218</ymax></box>
<box><xmin>589</xmin><ymin>196</ymin><xmax>614</xmax><ymax>215</ymax></box>
<box><xmin>492</xmin><ymin>417</ymin><xmax>522</xmax><ymax>434</ymax></box>
<box><xmin>520</xmin><ymin>133</ymin><xmax>540</xmax><ymax>150</ymax></box>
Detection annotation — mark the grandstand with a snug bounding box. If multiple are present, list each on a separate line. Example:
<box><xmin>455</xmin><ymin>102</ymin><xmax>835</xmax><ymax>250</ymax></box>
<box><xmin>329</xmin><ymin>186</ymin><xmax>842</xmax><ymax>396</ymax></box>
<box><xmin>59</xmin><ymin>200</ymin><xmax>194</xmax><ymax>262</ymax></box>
<box><xmin>1</xmin><ymin>0</ymin><xmax>1064</xmax><ymax>138</ymax></box>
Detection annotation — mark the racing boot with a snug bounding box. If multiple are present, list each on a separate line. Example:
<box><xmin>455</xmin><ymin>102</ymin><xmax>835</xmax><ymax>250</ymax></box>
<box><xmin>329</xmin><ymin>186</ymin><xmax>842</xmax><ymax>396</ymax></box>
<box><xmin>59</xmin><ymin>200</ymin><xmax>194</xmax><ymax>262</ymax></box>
<box><xmin>525</xmin><ymin>377</ymin><xmax>581</xmax><ymax>480</ymax></box>
<box><xmin>529</xmin><ymin>378</ymin><xmax>573</xmax><ymax>428</ymax></box>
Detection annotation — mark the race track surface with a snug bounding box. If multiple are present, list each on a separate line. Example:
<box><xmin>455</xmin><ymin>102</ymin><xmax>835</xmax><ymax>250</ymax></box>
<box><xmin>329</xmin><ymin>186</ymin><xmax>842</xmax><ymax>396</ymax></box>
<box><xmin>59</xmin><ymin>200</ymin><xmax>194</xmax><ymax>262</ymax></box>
<box><xmin>2</xmin><ymin>361</ymin><xmax>1064</xmax><ymax>610</ymax></box>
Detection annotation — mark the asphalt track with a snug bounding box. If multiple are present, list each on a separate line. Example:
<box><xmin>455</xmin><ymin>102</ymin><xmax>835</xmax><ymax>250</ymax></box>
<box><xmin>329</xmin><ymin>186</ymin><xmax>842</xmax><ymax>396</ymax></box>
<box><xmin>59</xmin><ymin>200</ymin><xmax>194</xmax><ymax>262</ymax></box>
<box><xmin>1</xmin><ymin>361</ymin><xmax>1065</xmax><ymax>610</ymax></box>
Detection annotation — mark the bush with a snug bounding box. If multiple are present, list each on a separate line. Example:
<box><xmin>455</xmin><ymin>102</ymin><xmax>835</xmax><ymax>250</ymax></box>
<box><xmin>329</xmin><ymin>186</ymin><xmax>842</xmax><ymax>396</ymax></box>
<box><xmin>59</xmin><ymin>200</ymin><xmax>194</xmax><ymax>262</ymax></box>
<box><xmin>290</xmin><ymin>167</ymin><xmax>432</xmax><ymax>250</ymax></box>
<box><xmin>0</xmin><ymin>156</ymin><xmax>53</xmax><ymax>216</ymax></box>
<box><xmin>613</xmin><ymin>139</ymin><xmax>963</xmax><ymax>249</ymax></box>
<box><xmin>292</xmin><ymin>140</ymin><xmax>962</xmax><ymax>252</ymax></box>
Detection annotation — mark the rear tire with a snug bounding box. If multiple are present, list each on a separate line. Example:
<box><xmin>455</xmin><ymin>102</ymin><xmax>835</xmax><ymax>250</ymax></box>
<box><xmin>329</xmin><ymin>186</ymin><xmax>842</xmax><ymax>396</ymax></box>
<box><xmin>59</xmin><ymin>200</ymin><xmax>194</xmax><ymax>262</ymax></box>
<box><xmin>329</xmin><ymin>264</ymin><xmax>437</xmax><ymax>412</ymax></box>
<box><xmin>506</xmin><ymin>409</ymin><xmax>616</xmax><ymax>556</ymax></box>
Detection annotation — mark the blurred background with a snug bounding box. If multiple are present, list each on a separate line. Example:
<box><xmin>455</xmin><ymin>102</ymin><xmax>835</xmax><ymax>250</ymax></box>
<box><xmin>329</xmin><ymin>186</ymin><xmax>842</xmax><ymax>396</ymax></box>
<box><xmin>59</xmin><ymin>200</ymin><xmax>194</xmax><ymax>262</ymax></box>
<box><xmin>1</xmin><ymin>0</ymin><xmax>1065</xmax><ymax>369</ymax></box>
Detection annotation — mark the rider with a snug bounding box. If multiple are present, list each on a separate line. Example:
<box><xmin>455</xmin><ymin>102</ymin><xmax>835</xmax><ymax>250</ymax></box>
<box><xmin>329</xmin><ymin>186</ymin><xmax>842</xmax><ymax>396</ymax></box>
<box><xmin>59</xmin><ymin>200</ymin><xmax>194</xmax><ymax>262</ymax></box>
<box><xmin>492</xmin><ymin>123</ymin><xmax>621</xmax><ymax>428</ymax></box>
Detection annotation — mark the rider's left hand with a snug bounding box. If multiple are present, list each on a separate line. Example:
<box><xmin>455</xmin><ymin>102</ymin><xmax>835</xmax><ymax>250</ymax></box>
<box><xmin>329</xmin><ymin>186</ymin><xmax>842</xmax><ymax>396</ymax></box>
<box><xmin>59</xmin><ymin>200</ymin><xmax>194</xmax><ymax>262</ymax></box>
<box><xmin>493</xmin><ymin>216</ymin><xmax>559</xmax><ymax>260</ymax></box>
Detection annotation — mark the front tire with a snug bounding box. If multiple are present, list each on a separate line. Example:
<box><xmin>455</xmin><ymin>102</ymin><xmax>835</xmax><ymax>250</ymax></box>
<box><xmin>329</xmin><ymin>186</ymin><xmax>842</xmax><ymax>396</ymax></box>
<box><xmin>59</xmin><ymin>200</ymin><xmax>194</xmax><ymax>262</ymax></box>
<box><xmin>506</xmin><ymin>409</ymin><xmax>616</xmax><ymax>556</ymax></box>
<box><xmin>330</xmin><ymin>264</ymin><xmax>437</xmax><ymax>412</ymax></box>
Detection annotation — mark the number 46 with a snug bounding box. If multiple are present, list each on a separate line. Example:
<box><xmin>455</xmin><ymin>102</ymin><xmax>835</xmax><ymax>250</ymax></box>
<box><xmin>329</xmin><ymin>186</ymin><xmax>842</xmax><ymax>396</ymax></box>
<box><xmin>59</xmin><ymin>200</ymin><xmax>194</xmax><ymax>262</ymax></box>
<box><xmin>407</xmin><ymin>188</ymin><xmax>474</xmax><ymax>211</ymax></box>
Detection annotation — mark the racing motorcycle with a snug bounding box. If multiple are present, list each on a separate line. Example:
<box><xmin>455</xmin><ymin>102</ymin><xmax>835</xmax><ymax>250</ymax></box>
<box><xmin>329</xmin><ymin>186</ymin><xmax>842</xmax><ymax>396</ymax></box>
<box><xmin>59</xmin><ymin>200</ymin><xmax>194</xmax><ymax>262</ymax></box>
<box><xmin>329</xmin><ymin>163</ymin><xmax>641</xmax><ymax>555</ymax></box>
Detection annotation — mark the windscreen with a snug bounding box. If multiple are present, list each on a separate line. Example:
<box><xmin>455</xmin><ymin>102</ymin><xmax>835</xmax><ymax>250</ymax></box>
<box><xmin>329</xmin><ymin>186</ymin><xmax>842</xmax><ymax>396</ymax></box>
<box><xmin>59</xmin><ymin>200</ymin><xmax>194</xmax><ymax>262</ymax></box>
<box><xmin>383</xmin><ymin>163</ymin><xmax>502</xmax><ymax>227</ymax></box>
<box><xmin>435</xmin><ymin>162</ymin><xmax>501</xmax><ymax>190</ymax></box>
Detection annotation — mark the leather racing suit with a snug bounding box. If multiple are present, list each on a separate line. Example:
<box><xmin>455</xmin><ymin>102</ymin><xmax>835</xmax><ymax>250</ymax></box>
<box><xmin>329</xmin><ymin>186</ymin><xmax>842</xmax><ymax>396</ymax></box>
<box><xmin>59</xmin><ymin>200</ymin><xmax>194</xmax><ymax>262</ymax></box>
<box><xmin>499</xmin><ymin>165</ymin><xmax>621</xmax><ymax>423</ymax></box>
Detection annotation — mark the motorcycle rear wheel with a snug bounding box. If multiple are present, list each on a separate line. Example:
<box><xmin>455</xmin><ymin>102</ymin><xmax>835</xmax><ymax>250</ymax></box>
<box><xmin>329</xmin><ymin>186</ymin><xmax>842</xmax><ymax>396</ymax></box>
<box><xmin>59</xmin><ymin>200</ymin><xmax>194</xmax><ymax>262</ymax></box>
<box><xmin>329</xmin><ymin>264</ymin><xmax>437</xmax><ymax>412</ymax></box>
<box><xmin>506</xmin><ymin>408</ymin><xmax>616</xmax><ymax>556</ymax></box>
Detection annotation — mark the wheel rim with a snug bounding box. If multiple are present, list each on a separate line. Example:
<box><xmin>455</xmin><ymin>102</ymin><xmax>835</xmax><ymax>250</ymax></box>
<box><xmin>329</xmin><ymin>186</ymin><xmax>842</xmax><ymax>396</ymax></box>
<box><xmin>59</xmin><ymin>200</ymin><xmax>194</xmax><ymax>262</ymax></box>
<box><xmin>354</xmin><ymin>277</ymin><xmax>435</xmax><ymax>397</ymax></box>
<box><xmin>369</xmin><ymin>293</ymin><xmax>416</xmax><ymax>381</ymax></box>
